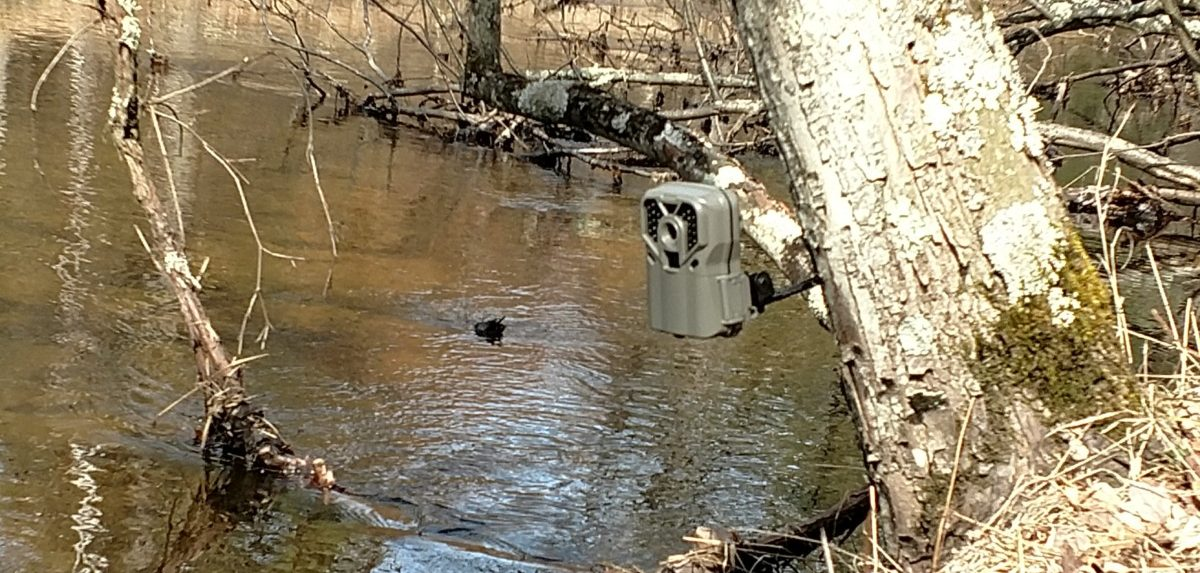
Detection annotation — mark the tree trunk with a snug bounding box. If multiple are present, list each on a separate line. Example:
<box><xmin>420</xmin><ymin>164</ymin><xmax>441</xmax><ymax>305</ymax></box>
<box><xmin>731</xmin><ymin>0</ymin><xmax>1126</xmax><ymax>569</ymax></box>
<box><xmin>465</xmin><ymin>0</ymin><xmax>500</xmax><ymax>74</ymax></box>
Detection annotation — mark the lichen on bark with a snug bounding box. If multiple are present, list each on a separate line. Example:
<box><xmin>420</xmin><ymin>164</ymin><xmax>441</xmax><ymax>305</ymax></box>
<box><xmin>516</xmin><ymin>80</ymin><xmax>571</xmax><ymax>120</ymax></box>
<box><xmin>973</xmin><ymin>232</ymin><xmax>1129</xmax><ymax>420</ymax></box>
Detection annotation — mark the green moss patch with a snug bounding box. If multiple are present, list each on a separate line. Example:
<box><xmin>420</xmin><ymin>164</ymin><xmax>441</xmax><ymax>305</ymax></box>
<box><xmin>974</xmin><ymin>235</ymin><xmax>1131</xmax><ymax>421</ymax></box>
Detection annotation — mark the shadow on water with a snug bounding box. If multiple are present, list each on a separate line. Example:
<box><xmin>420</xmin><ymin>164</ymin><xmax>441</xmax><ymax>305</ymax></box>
<box><xmin>0</xmin><ymin>1</ymin><xmax>861</xmax><ymax>572</ymax></box>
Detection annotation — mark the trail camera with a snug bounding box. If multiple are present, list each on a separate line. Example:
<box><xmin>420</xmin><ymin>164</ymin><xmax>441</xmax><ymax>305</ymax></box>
<box><xmin>641</xmin><ymin>182</ymin><xmax>753</xmax><ymax>339</ymax></box>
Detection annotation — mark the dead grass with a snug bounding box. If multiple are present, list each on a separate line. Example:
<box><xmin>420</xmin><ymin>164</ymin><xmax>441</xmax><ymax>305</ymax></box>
<box><xmin>939</xmin><ymin>363</ymin><xmax>1200</xmax><ymax>573</ymax></box>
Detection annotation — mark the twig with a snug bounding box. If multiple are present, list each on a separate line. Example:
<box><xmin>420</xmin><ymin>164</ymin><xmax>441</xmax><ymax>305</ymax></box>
<box><xmin>819</xmin><ymin>529</ymin><xmax>835</xmax><ymax>572</ymax></box>
<box><xmin>156</xmin><ymin>385</ymin><xmax>201</xmax><ymax>419</ymax></box>
<box><xmin>418</xmin><ymin>0</ymin><xmax>469</xmax><ymax>112</ymax></box>
<box><xmin>369</xmin><ymin>0</ymin><xmax>466</xmax><ymax>111</ymax></box>
<box><xmin>151</xmin><ymin>109</ymin><xmax>303</xmax><ymax>353</ymax></box>
<box><xmin>869</xmin><ymin>484</ymin><xmax>880</xmax><ymax>572</ymax></box>
<box><xmin>932</xmin><ymin>396</ymin><xmax>977</xmax><ymax>570</ymax></box>
<box><xmin>369</xmin><ymin>0</ymin><xmax>456</xmax><ymax>77</ymax></box>
<box><xmin>222</xmin><ymin>353</ymin><xmax>269</xmax><ymax>377</ymax></box>
<box><xmin>419</xmin><ymin>0</ymin><xmax>466</xmax><ymax>71</ymax></box>
<box><xmin>680</xmin><ymin>0</ymin><xmax>725</xmax><ymax>141</ymax></box>
<box><xmin>30</xmin><ymin>17</ymin><xmax>101</xmax><ymax>112</ymax></box>
<box><xmin>255</xmin><ymin>3</ymin><xmax>390</xmax><ymax>95</ymax></box>
<box><xmin>1155</xmin><ymin>0</ymin><xmax>1200</xmax><ymax>96</ymax></box>
<box><xmin>287</xmin><ymin>65</ymin><xmax>339</xmax><ymax>258</ymax></box>
<box><xmin>150</xmin><ymin>111</ymin><xmax>301</xmax><ymax>259</ymax></box>
<box><xmin>1095</xmin><ymin>109</ymin><xmax>1136</xmax><ymax>362</ymax></box>
<box><xmin>147</xmin><ymin>104</ymin><xmax>186</xmax><ymax>243</ymax></box>
<box><xmin>1147</xmin><ymin>245</ymin><xmax>1180</xmax><ymax>342</ymax></box>
<box><xmin>1024</xmin><ymin>25</ymin><xmax>1053</xmax><ymax>95</ymax></box>
<box><xmin>1032</xmin><ymin>55</ymin><xmax>1186</xmax><ymax>93</ymax></box>
<box><xmin>150</xmin><ymin>54</ymin><xmax>266</xmax><ymax>105</ymax></box>
<box><xmin>294</xmin><ymin>0</ymin><xmax>390</xmax><ymax>81</ymax></box>
<box><xmin>133</xmin><ymin>225</ymin><xmax>163</xmax><ymax>272</ymax></box>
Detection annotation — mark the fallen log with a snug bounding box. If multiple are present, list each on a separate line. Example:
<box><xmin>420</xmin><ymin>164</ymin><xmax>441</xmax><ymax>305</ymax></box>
<box><xmin>523</xmin><ymin>66</ymin><xmax>757</xmax><ymax>89</ymax></box>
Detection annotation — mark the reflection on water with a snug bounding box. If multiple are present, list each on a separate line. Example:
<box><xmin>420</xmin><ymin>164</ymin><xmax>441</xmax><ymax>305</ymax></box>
<box><xmin>49</xmin><ymin>46</ymin><xmax>98</xmax><ymax>388</ymax></box>
<box><xmin>0</xmin><ymin>32</ymin><xmax>7</xmax><ymax>181</ymax></box>
<box><xmin>67</xmin><ymin>443</ymin><xmax>108</xmax><ymax>573</ymax></box>
<box><xmin>0</xmin><ymin>2</ymin><xmax>861</xmax><ymax>572</ymax></box>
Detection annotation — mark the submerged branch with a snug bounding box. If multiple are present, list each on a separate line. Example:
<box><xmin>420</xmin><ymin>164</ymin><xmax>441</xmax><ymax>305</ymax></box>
<box><xmin>657</xmin><ymin>487</ymin><xmax>870</xmax><ymax>573</ymax></box>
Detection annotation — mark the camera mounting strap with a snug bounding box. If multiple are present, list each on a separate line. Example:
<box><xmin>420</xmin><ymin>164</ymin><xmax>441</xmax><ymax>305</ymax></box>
<box><xmin>748</xmin><ymin>271</ymin><xmax>823</xmax><ymax>314</ymax></box>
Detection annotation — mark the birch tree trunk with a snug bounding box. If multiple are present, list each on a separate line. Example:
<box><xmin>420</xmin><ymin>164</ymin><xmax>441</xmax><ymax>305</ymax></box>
<box><xmin>731</xmin><ymin>1</ymin><xmax>1126</xmax><ymax>568</ymax></box>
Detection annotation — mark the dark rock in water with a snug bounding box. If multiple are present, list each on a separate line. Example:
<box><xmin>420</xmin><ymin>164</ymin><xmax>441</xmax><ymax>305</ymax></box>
<box><xmin>473</xmin><ymin>317</ymin><xmax>506</xmax><ymax>344</ymax></box>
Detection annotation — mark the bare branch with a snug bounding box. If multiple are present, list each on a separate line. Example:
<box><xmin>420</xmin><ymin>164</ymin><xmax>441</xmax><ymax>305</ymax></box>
<box><xmin>1002</xmin><ymin>1</ymin><xmax>1200</xmax><ymax>51</ymax></box>
<box><xmin>1155</xmin><ymin>0</ymin><xmax>1200</xmax><ymax>93</ymax></box>
<box><xmin>1039</xmin><ymin>121</ymin><xmax>1200</xmax><ymax>190</ymax></box>
<box><xmin>1031</xmin><ymin>54</ymin><xmax>1187</xmax><ymax>93</ymax></box>
<box><xmin>660</xmin><ymin>99</ymin><xmax>762</xmax><ymax>120</ymax></box>
<box><xmin>30</xmin><ymin>17</ymin><xmax>101</xmax><ymax>112</ymax></box>
<box><xmin>150</xmin><ymin>54</ymin><xmax>266</xmax><ymax>105</ymax></box>
<box><xmin>152</xmin><ymin>109</ymin><xmax>304</xmax><ymax>353</ymax></box>
<box><xmin>147</xmin><ymin>99</ymin><xmax>186</xmax><ymax>243</ymax></box>
<box><xmin>287</xmin><ymin>65</ymin><xmax>339</xmax><ymax>259</ymax></box>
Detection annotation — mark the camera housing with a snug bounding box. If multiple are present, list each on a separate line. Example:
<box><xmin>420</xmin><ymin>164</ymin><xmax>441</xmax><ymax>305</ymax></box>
<box><xmin>641</xmin><ymin>182</ymin><xmax>753</xmax><ymax>338</ymax></box>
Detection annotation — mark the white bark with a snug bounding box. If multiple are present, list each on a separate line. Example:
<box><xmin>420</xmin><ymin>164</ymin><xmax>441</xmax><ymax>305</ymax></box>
<box><xmin>523</xmin><ymin>66</ymin><xmax>757</xmax><ymax>89</ymax></box>
<box><xmin>734</xmin><ymin>0</ymin><xmax>1122</xmax><ymax>568</ymax></box>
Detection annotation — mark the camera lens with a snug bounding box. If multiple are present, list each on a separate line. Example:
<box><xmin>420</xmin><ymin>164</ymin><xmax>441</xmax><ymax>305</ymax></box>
<box><xmin>665</xmin><ymin>221</ymin><xmax>679</xmax><ymax>241</ymax></box>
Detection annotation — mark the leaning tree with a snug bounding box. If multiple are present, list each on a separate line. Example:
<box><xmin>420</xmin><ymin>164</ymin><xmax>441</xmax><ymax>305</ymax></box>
<box><xmin>731</xmin><ymin>0</ymin><xmax>1127</xmax><ymax>569</ymax></box>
